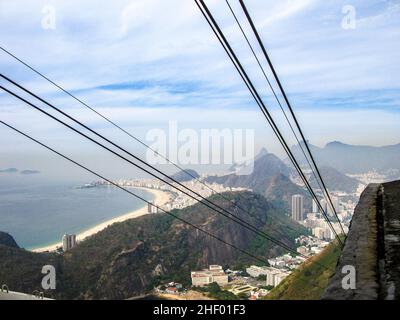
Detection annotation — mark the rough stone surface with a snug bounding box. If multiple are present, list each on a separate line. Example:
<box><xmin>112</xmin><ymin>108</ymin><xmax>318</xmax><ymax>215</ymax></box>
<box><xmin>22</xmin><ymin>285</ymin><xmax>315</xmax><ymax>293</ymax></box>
<box><xmin>380</xmin><ymin>180</ymin><xmax>400</xmax><ymax>299</ymax></box>
<box><xmin>323</xmin><ymin>180</ymin><xmax>400</xmax><ymax>300</ymax></box>
<box><xmin>323</xmin><ymin>184</ymin><xmax>380</xmax><ymax>300</ymax></box>
<box><xmin>0</xmin><ymin>231</ymin><xmax>19</xmax><ymax>248</ymax></box>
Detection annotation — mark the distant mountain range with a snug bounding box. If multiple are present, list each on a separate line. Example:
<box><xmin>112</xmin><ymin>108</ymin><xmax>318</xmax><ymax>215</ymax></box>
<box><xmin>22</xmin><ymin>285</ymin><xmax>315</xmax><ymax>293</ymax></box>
<box><xmin>0</xmin><ymin>168</ymin><xmax>40</xmax><ymax>175</ymax></box>
<box><xmin>204</xmin><ymin>146</ymin><xmax>366</xmax><ymax>207</ymax></box>
<box><xmin>20</xmin><ymin>169</ymin><xmax>40</xmax><ymax>175</ymax></box>
<box><xmin>0</xmin><ymin>191</ymin><xmax>306</xmax><ymax>299</ymax></box>
<box><xmin>290</xmin><ymin>141</ymin><xmax>400</xmax><ymax>174</ymax></box>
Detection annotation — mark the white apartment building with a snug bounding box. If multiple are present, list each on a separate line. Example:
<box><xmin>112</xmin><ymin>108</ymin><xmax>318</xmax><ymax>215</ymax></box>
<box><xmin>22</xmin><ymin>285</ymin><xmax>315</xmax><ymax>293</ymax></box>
<box><xmin>312</xmin><ymin>227</ymin><xmax>326</xmax><ymax>240</ymax></box>
<box><xmin>320</xmin><ymin>199</ymin><xmax>328</xmax><ymax>214</ymax></box>
<box><xmin>267</xmin><ymin>258</ymin><xmax>286</xmax><ymax>268</ymax></box>
<box><xmin>147</xmin><ymin>201</ymin><xmax>158</xmax><ymax>214</ymax></box>
<box><xmin>246</xmin><ymin>265</ymin><xmax>270</xmax><ymax>278</ymax></box>
<box><xmin>291</xmin><ymin>194</ymin><xmax>304</xmax><ymax>221</ymax></box>
<box><xmin>312</xmin><ymin>225</ymin><xmax>344</xmax><ymax>240</ymax></box>
<box><xmin>264</xmin><ymin>267</ymin><xmax>289</xmax><ymax>287</ymax></box>
<box><xmin>312</xmin><ymin>199</ymin><xmax>319</xmax><ymax>213</ymax></box>
<box><xmin>297</xmin><ymin>246</ymin><xmax>308</xmax><ymax>255</ymax></box>
<box><xmin>191</xmin><ymin>265</ymin><xmax>228</xmax><ymax>287</ymax></box>
<box><xmin>62</xmin><ymin>234</ymin><xmax>76</xmax><ymax>251</ymax></box>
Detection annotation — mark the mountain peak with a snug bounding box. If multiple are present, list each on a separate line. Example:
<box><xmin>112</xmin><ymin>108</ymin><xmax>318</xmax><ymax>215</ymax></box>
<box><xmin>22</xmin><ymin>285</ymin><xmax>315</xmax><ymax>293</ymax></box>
<box><xmin>325</xmin><ymin>141</ymin><xmax>347</xmax><ymax>148</ymax></box>
<box><xmin>290</xmin><ymin>140</ymin><xmax>320</xmax><ymax>152</ymax></box>
<box><xmin>254</xmin><ymin>147</ymin><xmax>269</xmax><ymax>161</ymax></box>
<box><xmin>257</xmin><ymin>147</ymin><xmax>269</xmax><ymax>156</ymax></box>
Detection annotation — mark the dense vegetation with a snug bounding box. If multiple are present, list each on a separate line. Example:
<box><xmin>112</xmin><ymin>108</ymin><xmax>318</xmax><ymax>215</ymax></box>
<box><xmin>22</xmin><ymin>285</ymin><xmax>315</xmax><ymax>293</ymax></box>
<box><xmin>265</xmin><ymin>238</ymin><xmax>343</xmax><ymax>300</ymax></box>
<box><xmin>193</xmin><ymin>282</ymin><xmax>237</xmax><ymax>300</ymax></box>
<box><xmin>0</xmin><ymin>191</ymin><xmax>307</xmax><ymax>300</ymax></box>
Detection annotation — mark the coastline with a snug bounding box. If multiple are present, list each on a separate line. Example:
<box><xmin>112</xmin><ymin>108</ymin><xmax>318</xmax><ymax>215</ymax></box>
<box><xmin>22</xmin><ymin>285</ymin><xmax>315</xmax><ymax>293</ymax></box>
<box><xmin>31</xmin><ymin>187</ymin><xmax>171</xmax><ymax>253</ymax></box>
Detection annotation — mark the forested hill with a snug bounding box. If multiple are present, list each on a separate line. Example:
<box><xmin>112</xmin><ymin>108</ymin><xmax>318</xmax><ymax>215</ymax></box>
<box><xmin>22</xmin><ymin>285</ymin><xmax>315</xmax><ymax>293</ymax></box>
<box><xmin>0</xmin><ymin>191</ymin><xmax>306</xmax><ymax>300</ymax></box>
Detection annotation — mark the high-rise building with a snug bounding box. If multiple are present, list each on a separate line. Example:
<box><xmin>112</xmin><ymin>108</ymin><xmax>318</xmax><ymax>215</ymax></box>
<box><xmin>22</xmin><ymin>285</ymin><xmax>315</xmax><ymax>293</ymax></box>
<box><xmin>332</xmin><ymin>196</ymin><xmax>340</xmax><ymax>211</ymax></box>
<box><xmin>62</xmin><ymin>234</ymin><xmax>76</xmax><ymax>251</ymax></box>
<box><xmin>312</xmin><ymin>199</ymin><xmax>319</xmax><ymax>213</ymax></box>
<box><xmin>326</xmin><ymin>196</ymin><xmax>339</xmax><ymax>216</ymax></box>
<box><xmin>246</xmin><ymin>265</ymin><xmax>271</xmax><ymax>278</ymax></box>
<box><xmin>291</xmin><ymin>194</ymin><xmax>304</xmax><ymax>221</ymax></box>
<box><xmin>320</xmin><ymin>198</ymin><xmax>328</xmax><ymax>214</ymax></box>
<box><xmin>147</xmin><ymin>201</ymin><xmax>158</xmax><ymax>214</ymax></box>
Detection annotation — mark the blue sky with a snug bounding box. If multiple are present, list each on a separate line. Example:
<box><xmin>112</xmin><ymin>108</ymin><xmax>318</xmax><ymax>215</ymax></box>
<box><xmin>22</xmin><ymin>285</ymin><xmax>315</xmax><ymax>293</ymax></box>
<box><xmin>0</xmin><ymin>0</ymin><xmax>399</xmax><ymax>177</ymax></box>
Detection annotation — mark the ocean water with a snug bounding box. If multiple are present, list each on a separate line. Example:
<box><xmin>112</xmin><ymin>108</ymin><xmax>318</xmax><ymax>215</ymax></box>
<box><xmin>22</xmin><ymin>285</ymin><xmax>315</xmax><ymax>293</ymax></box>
<box><xmin>0</xmin><ymin>176</ymin><xmax>154</xmax><ymax>249</ymax></box>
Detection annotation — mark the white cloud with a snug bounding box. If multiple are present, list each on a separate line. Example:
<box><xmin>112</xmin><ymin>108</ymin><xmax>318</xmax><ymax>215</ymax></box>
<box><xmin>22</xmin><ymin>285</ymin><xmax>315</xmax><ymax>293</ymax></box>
<box><xmin>0</xmin><ymin>0</ymin><xmax>399</xmax><ymax>158</ymax></box>
<box><xmin>256</xmin><ymin>0</ymin><xmax>315</xmax><ymax>28</ymax></box>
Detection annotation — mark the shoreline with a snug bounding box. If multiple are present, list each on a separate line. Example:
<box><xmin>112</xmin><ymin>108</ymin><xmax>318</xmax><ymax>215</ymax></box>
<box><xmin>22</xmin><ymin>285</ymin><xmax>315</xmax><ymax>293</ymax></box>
<box><xmin>31</xmin><ymin>187</ymin><xmax>171</xmax><ymax>253</ymax></box>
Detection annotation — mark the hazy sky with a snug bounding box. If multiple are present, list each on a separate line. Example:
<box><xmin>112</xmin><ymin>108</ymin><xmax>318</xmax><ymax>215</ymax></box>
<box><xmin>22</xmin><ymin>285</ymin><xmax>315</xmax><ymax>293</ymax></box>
<box><xmin>0</xmin><ymin>0</ymin><xmax>399</xmax><ymax>179</ymax></box>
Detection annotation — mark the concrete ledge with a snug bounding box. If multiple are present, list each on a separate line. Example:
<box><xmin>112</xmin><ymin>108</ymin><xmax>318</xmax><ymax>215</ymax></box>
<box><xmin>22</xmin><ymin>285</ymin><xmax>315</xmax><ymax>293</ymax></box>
<box><xmin>322</xmin><ymin>184</ymin><xmax>380</xmax><ymax>300</ymax></box>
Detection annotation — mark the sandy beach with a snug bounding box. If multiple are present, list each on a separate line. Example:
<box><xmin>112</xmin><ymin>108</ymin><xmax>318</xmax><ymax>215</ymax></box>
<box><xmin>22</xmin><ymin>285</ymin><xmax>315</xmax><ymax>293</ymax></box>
<box><xmin>32</xmin><ymin>187</ymin><xmax>171</xmax><ymax>253</ymax></box>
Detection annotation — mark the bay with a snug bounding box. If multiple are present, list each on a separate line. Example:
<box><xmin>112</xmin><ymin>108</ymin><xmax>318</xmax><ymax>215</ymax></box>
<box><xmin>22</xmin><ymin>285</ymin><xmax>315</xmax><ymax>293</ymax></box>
<box><xmin>0</xmin><ymin>175</ymin><xmax>153</xmax><ymax>249</ymax></box>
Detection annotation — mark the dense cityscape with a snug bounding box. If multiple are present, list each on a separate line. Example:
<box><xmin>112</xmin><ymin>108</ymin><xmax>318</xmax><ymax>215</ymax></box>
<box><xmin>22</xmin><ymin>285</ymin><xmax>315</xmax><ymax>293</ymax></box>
<box><xmin>56</xmin><ymin>168</ymin><xmax>373</xmax><ymax>300</ymax></box>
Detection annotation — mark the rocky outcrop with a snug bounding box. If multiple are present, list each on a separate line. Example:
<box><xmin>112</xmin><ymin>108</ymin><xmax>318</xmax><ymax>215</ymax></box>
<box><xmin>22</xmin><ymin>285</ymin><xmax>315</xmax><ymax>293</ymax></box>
<box><xmin>0</xmin><ymin>231</ymin><xmax>19</xmax><ymax>248</ymax></box>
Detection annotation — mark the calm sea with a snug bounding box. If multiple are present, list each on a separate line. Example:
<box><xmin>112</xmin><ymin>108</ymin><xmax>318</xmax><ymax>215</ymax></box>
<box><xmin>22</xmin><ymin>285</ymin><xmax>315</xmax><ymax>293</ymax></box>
<box><xmin>0</xmin><ymin>175</ymin><xmax>153</xmax><ymax>250</ymax></box>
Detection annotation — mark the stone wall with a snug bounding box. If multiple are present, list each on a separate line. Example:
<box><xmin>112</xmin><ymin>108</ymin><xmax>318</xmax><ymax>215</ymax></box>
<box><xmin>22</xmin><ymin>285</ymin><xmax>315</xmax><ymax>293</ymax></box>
<box><xmin>379</xmin><ymin>180</ymin><xmax>400</xmax><ymax>299</ymax></box>
<box><xmin>323</xmin><ymin>180</ymin><xmax>400</xmax><ymax>300</ymax></box>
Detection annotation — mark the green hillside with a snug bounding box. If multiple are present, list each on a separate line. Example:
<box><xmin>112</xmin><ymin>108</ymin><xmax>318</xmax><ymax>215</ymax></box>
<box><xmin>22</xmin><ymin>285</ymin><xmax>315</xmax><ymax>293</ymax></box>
<box><xmin>265</xmin><ymin>238</ymin><xmax>342</xmax><ymax>300</ymax></box>
<box><xmin>0</xmin><ymin>191</ymin><xmax>307</xmax><ymax>300</ymax></box>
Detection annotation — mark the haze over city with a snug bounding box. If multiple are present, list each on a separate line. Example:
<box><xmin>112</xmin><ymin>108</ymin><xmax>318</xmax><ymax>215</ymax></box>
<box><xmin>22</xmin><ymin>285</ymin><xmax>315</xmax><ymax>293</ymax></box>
<box><xmin>1</xmin><ymin>0</ymin><xmax>400</xmax><ymax>306</ymax></box>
